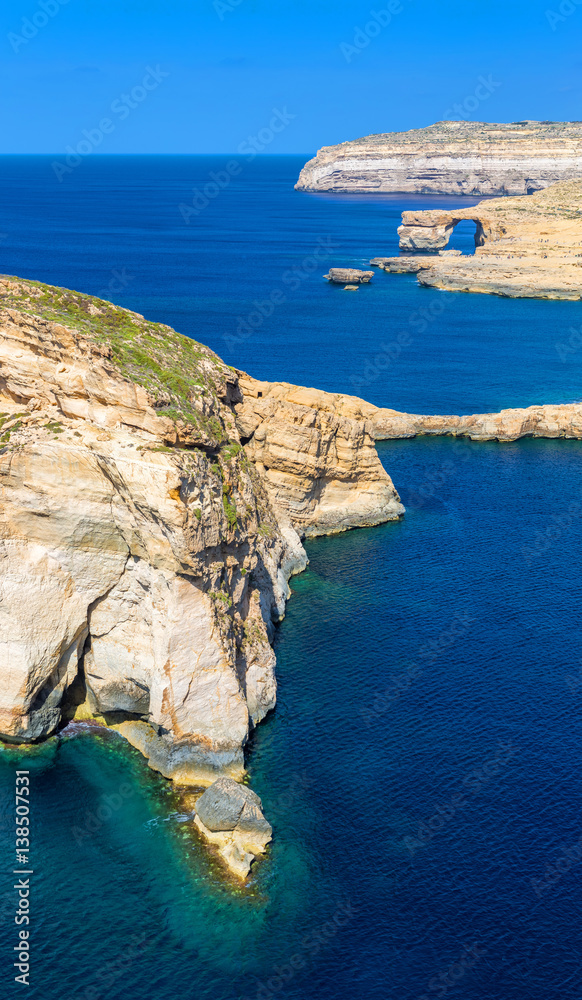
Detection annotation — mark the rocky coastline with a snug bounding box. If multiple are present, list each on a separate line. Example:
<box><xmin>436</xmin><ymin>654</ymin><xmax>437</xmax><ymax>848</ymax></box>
<box><xmin>373</xmin><ymin>178</ymin><xmax>582</xmax><ymax>300</ymax></box>
<box><xmin>0</xmin><ymin>275</ymin><xmax>403</xmax><ymax>877</ymax></box>
<box><xmin>3</xmin><ymin>270</ymin><xmax>581</xmax><ymax>878</ymax></box>
<box><xmin>296</xmin><ymin>121</ymin><xmax>582</xmax><ymax>195</ymax></box>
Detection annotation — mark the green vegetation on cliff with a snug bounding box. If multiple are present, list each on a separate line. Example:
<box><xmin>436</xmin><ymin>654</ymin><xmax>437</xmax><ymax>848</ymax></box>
<box><xmin>0</xmin><ymin>275</ymin><xmax>236</xmax><ymax>447</ymax></box>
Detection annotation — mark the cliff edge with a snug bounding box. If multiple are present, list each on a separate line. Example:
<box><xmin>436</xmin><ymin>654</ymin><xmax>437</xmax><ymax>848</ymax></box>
<box><xmin>0</xmin><ymin>276</ymin><xmax>402</xmax><ymax>790</ymax></box>
<box><xmin>296</xmin><ymin>121</ymin><xmax>582</xmax><ymax>196</ymax></box>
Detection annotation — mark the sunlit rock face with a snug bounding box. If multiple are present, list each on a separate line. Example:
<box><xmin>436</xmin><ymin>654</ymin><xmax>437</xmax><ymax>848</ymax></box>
<box><xmin>0</xmin><ymin>276</ymin><xmax>399</xmax><ymax>784</ymax></box>
<box><xmin>296</xmin><ymin>121</ymin><xmax>582</xmax><ymax>195</ymax></box>
<box><xmin>374</xmin><ymin>179</ymin><xmax>582</xmax><ymax>301</ymax></box>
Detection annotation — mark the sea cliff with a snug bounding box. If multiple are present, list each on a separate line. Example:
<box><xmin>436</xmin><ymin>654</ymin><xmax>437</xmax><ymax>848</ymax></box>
<box><xmin>0</xmin><ymin>276</ymin><xmax>403</xmax><ymax>793</ymax></box>
<box><xmin>296</xmin><ymin>121</ymin><xmax>582</xmax><ymax>195</ymax></box>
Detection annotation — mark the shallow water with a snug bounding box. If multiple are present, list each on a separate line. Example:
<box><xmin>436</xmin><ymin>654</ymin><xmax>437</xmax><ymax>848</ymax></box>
<box><xmin>1</xmin><ymin>157</ymin><xmax>582</xmax><ymax>999</ymax></box>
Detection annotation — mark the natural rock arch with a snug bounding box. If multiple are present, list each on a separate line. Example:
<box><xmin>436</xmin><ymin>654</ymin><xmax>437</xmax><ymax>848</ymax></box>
<box><xmin>398</xmin><ymin>210</ymin><xmax>501</xmax><ymax>252</ymax></box>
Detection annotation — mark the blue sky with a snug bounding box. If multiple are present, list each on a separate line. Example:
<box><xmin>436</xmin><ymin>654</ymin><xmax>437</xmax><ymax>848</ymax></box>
<box><xmin>2</xmin><ymin>0</ymin><xmax>582</xmax><ymax>154</ymax></box>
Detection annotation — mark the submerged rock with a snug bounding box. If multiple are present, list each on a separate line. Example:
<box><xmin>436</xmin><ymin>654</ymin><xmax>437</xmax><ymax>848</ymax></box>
<box><xmin>194</xmin><ymin>777</ymin><xmax>272</xmax><ymax>878</ymax></box>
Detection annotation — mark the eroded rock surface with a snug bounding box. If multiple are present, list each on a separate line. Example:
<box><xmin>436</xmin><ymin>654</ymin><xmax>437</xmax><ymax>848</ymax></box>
<box><xmin>369</xmin><ymin>403</ymin><xmax>582</xmax><ymax>442</ymax></box>
<box><xmin>0</xmin><ymin>275</ymin><xmax>400</xmax><ymax>789</ymax></box>
<box><xmin>296</xmin><ymin>121</ymin><xmax>582</xmax><ymax>195</ymax></box>
<box><xmin>374</xmin><ymin>179</ymin><xmax>582</xmax><ymax>300</ymax></box>
<box><xmin>193</xmin><ymin>776</ymin><xmax>272</xmax><ymax>878</ymax></box>
<box><xmin>235</xmin><ymin>372</ymin><xmax>404</xmax><ymax>535</ymax></box>
<box><xmin>324</xmin><ymin>268</ymin><xmax>374</xmax><ymax>284</ymax></box>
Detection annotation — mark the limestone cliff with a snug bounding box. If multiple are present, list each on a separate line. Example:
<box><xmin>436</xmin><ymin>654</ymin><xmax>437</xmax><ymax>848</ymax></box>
<box><xmin>374</xmin><ymin>179</ymin><xmax>582</xmax><ymax>300</ymax></box>
<box><xmin>296</xmin><ymin>121</ymin><xmax>582</xmax><ymax>195</ymax></box>
<box><xmin>235</xmin><ymin>373</ymin><xmax>404</xmax><ymax>535</ymax></box>
<box><xmin>0</xmin><ymin>276</ymin><xmax>401</xmax><ymax>787</ymax></box>
<box><xmin>258</xmin><ymin>383</ymin><xmax>582</xmax><ymax>444</ymax></box>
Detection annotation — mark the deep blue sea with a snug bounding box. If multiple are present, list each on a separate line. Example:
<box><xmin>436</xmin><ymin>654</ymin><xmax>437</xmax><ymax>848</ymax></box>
<box><xmin>1</xmin><ymin>156</ymin><xmax>582</xmax><ymax>1000</ymax></box>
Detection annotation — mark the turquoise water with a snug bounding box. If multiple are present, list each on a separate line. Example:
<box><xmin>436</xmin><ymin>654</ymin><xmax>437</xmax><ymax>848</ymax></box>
<box><xmin>1</xmin><ymin>158</ymin><xmax>582</xmax><ymax>999</ymax></box>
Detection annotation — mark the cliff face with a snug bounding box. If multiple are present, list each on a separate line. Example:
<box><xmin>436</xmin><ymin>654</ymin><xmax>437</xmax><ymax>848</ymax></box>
<box><xmin>374</xmin><ymin>178</ymin><xmax>582</xmax><ymax>300</ymax></box>
<box><xmin>0</xmin><ymin>276</ymin><xmax>401</xmax><ymax>784</ymax></box>
<box><xmin>235</xmin><ymin>374</ymin><xmax>403</xmax><ymax>535</ymax></box>
<box><xmin>296</xmin><ymin>121</ymin><xmax>582</xmax><ymax>195</ymax></box>
<box><xmin>369</xmin><ymin>404</ymin><xmax>582</xmax><ymax>442</ymax></box>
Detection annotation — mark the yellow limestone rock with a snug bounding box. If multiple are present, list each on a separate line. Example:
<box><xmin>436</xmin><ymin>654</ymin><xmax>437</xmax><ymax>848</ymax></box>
<box><xmin>375</xmin><ymin>178</ymin><xmax>582</xmax><ymax>300</ymax></box>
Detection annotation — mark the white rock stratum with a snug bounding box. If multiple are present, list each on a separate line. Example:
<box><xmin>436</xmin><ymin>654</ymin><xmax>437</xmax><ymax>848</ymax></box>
<box><xmin>296</xmin><ymin>121</ymin><xmax>582</xmax><ymax>196</ymax></box>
